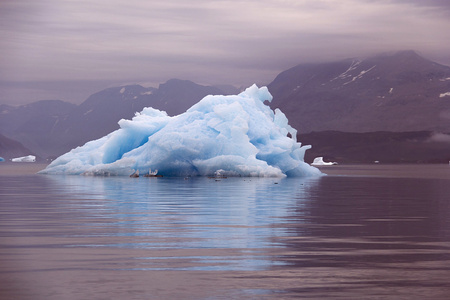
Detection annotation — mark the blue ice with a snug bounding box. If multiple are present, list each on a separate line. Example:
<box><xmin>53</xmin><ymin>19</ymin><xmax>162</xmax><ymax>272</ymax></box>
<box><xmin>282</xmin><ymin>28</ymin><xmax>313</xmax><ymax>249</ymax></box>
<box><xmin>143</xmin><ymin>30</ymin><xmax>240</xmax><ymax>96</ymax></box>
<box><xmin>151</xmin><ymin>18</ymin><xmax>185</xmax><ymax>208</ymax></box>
<box><xmin>40</xmin><ymin>85</ymin><xmax>321</xmax><ymax>177</ymax></box>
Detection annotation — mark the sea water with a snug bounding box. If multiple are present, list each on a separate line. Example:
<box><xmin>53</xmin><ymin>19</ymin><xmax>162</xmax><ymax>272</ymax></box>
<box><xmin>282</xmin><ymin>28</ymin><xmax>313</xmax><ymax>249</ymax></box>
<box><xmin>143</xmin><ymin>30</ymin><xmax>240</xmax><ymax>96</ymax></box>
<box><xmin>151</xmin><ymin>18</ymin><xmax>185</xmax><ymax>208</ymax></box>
<box><xmin>1</xmin><ymin>163</ymin><xmax>450</xmax><ymax>299</ymax></box>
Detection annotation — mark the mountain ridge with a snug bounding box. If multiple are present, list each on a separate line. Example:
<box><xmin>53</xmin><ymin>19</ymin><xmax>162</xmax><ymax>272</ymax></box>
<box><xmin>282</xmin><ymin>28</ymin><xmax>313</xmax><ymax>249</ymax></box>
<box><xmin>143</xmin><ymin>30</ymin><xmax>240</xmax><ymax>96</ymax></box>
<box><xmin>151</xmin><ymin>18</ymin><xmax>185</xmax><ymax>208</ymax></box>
<box><xmin>268</xmin><ymin>50</ymin><xmax>450</xmax><ymax>133</ymax></box>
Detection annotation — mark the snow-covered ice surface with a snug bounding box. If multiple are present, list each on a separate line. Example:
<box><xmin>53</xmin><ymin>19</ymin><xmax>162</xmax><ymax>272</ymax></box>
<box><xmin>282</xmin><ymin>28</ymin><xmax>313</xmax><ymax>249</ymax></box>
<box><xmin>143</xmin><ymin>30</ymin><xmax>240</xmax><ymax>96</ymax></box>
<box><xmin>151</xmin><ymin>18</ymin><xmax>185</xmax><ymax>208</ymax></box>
<box><xmin>12</xmin><ymin>155</ymin><xmax>36</xmax><ymax>162</ymax></box>
<box><xmin>40</xmin><ymin>85</ymin><xmax>322</xmax><ymax>178</ymax></box>
<box><xmin>311</xmin><ymin>157</ymin><xmax>337</xmax><ymax>166</ymax></box>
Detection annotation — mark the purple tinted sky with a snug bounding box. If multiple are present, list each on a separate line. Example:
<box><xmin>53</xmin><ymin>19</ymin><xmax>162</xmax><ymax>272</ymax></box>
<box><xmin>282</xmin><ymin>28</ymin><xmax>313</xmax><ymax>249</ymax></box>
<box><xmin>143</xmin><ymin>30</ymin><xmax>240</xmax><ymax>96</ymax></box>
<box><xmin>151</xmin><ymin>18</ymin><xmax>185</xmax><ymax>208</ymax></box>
<box><xmin>1</xmin><ymin>0</ymin><xmax>450</xmax><ymax>105</ymax></box>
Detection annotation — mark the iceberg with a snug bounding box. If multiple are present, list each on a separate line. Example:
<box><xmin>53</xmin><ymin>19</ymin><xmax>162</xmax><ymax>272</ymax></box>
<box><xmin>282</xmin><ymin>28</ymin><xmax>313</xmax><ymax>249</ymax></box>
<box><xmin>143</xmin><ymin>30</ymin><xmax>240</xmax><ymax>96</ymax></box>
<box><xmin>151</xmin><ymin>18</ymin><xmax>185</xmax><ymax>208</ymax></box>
<box><xmin>311</xmin><ymin>157</ymin><xmax>337</xmax><ymax>166</ymax></box>
<box><xmin>0</xmin><ymin>157</ymin><xmax>4</xmax><ymax>162</ymax></box>
<box><xmin>11</xmin><ymin>155</ymin><xmax>36</xmax><ymax>162</ymax></box>
<box><xmin>40</xmin><ymin>85</ymin><xmax>321</xmax><ymax>178</ymax></box>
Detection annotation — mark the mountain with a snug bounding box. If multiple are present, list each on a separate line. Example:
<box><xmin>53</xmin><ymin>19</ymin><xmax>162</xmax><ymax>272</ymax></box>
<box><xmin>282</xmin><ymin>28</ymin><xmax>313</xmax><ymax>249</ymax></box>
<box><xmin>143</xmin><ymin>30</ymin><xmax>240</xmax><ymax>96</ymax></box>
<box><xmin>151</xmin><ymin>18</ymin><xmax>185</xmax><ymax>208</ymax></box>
<box><xmin>268</xmin><ymin>50</ymin><xmax>450</xmax><ymax>133</ymax></box>
<box><xmin>0</xmin><ymin>133</ymin><xmax>35</xmax><ymax>160</ymax></box>
<box><xmin>3</xmin><ymin>51</ymin><xmax>450</xmax><ymax>161</ymax></box>
<box><xmin>0</xmin><ymin>79</ymin><xmax>227</xmax><ymax>158</ymax></box>
<box><xmin>0</xmin><ymin>100</ymin><xmax>76</xmax><ymax>157</ymax></box>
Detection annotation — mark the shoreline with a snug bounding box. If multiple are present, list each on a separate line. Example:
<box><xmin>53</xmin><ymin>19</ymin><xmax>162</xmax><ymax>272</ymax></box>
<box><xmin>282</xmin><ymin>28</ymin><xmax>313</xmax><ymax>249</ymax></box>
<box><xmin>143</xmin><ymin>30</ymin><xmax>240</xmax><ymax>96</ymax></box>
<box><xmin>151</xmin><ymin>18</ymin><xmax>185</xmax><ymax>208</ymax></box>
<box><xmin>317</xmin><ymin>163</ymin><xmax>450</xmax><ymax>180</ymax></box>
<box><xmin>0</xmin><ymin>162</ymin><xmax>49</xmax><ymax>176</ymax></box>
<box><xmin>1</xmin><ymin>162</ymin><xmax>449</xmax><ymax>180</ymax></box>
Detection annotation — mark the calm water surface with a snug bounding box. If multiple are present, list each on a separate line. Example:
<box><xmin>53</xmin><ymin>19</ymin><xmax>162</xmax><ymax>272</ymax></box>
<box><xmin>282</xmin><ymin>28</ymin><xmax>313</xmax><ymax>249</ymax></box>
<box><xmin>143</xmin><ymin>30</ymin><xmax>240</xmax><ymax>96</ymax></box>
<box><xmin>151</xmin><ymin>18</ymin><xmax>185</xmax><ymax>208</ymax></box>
<box><xmin>1</xmin><ymin>163</ymin><xmax>450</xmax><ymax>299</ymax></box>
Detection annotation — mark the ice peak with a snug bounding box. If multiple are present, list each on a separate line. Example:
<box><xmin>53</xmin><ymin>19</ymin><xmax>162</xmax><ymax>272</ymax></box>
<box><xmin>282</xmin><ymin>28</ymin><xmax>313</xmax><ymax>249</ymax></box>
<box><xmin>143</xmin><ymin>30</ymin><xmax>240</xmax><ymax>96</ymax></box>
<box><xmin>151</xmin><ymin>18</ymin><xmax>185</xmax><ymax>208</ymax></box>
<box><xmin>239</xmin><ymin>84</ymin><xmax>273</xmax><ymax>103</ymax></box>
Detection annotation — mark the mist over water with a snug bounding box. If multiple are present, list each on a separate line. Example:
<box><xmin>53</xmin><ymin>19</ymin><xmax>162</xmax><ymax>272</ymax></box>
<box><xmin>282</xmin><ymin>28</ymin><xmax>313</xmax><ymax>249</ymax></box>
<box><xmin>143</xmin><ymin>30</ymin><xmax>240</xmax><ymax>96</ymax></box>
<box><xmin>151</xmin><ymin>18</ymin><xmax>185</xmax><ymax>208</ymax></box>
<box><xmin>1</xmin><ymin>164</ymin><xmax>450</xmax><ymax>299</ymax></box>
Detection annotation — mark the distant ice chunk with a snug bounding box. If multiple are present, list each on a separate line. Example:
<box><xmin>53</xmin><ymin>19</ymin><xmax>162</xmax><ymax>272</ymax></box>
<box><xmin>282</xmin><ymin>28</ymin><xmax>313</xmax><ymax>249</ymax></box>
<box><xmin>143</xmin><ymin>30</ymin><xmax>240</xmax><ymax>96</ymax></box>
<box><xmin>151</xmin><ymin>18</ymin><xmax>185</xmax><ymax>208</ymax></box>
<box><xmin>439</xmin><ymin>92</ymin><xmax>450</xmax><ymax>98</ymax></box>
<box><xmin>12</xmin><ymin>155</ymin><xmax>36</xmax><ymax>162</ymax></box>
<box><xmin>0</xmin><ymin>157</ymin><xmax>4</xmax><ymax>162</ymax></box>
<box><xmin>428</xmin><ymin>133</ymin><xmax>450</xmax><ymax>143</ymax></box>
<box><xmin>311</xmin><ymin>157</ymin><xmax>337</xmax><ymax>166</ymax></box>
<box><xmin>40</xmin><ymin>85</ymin><xmax>322</xmax><ymax>177</ymax></box>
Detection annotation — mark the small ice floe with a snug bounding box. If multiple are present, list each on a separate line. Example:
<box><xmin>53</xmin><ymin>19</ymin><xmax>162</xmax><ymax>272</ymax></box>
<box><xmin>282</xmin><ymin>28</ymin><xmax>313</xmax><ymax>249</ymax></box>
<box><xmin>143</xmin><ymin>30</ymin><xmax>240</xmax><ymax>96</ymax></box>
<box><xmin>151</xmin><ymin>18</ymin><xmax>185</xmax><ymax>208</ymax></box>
<box><xmin>11</xmin><ymin>155</ymin><xmax>36</xmax><ymax>163</ymax></box>
<box><xmin>208</xmin><ymin>169</ymin><xmax>228</xmax><ymax>179</ymax></box>
<box><xmin>311</xmin><ymin>157</ymin><xmax>337</xmax><ymax>166</ymax></box>
<box><xmin>0</xmin><ymin>157</ymin><xmax>5</xmax><ymax>162</ymax></box>
<box><xmin>143</xmin><ymin>169</ymin><xmax>163</xmax><ymax>177</ymax></box>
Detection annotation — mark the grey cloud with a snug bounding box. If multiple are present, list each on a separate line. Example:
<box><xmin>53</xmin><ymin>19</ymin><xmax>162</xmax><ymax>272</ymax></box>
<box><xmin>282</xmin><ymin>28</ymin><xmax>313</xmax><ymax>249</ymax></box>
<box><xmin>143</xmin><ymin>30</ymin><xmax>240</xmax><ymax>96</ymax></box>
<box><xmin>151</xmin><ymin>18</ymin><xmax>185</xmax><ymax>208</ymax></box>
<box><xmin>1</xmin><ymin>0</ymin><xmax>450</xmax><ymax>105</ymax></box>
<box><xmin>408</xmin><ymin>0</ymin><xmax>450</xmax><ymax>9</ymax></box>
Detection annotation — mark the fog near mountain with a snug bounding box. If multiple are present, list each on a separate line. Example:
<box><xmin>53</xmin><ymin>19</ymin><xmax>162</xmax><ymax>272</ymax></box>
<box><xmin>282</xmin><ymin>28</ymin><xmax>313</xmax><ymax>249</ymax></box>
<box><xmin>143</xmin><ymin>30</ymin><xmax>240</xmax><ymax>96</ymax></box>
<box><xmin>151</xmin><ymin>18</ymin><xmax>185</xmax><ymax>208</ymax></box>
<box><xmin>2</xmin><ymin>0</ymin><xmax>450</xmax><ymax>107</ymax></box>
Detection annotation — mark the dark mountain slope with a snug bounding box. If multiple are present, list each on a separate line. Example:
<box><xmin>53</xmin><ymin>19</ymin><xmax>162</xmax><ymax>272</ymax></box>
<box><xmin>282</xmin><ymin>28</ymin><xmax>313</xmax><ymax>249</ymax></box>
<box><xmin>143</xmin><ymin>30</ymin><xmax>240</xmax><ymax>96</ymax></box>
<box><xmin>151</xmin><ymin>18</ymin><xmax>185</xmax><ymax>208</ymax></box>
<box><xmin>269</xmin><ymin>50</ymin><xmax>450</xmax><ymax>133</ymax></box>
<box><xmin>0</xmin><ymin>133</ymin><xmax>35</xmax><ymax>160</ymax></box>
<box><xmin>0</xmin><ymin>100</ymin><xmax>76</xmax><ymax>157</ymax></box>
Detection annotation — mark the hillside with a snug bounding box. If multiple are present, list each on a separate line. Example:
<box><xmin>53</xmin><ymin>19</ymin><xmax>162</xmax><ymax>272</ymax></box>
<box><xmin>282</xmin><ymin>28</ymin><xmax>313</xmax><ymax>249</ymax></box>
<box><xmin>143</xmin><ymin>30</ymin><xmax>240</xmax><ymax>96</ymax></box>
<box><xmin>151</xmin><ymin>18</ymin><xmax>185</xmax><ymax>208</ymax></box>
<box><xmin>0</xmin><ymin>100</ymin><xmax>76</xmax><ymax>158</ymax></box>
<box><xmin>268</xmin><ymin>50</ymin><xmax>450</xmax><ymax>133</ymax></box>
<box><xmin>0</xmin><ymin>133</ymin><xmax>35</xmax><ymax>160</ymax></box>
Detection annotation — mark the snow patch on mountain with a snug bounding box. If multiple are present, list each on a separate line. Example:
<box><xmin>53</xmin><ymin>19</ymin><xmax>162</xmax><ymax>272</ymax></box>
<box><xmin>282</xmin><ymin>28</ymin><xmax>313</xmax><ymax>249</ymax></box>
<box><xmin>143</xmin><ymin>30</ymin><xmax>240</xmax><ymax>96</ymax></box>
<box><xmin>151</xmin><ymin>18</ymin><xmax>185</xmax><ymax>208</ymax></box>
<box><xmin>330</xmin><ymin>60</ymin><xmax>361</xmax><ymax>82</ymax></box>
<box><xmin>343</xmin><ymin>65</ymin><xmax>376</xmax><ymax>85</ymax></box>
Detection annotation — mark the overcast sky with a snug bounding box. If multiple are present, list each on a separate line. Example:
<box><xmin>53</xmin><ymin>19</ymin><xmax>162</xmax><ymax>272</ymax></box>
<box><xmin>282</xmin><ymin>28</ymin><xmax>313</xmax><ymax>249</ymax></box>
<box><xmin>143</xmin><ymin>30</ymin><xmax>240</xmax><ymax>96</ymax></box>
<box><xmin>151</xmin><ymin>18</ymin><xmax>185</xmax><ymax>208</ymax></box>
<box><xmin>1</xmin><ymin>0</ymin><xmax>450</xmax><ymax>105</ymax></box>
